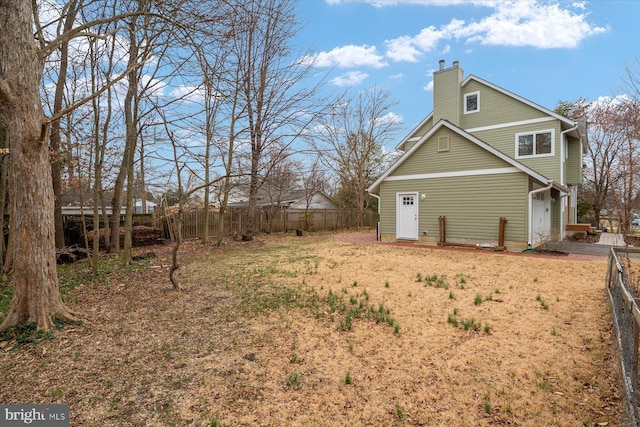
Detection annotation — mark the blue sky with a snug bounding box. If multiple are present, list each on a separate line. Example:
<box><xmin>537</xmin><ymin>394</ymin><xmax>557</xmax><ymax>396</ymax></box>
<box><xmin>295</xmin><ymin>0</ymin><xmax>640</xmax><ymax>149</ymax></box>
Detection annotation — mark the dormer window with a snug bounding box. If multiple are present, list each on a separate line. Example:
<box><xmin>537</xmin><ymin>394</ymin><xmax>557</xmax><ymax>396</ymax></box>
<box><xmin>464</xmin><ymin>91</ymin><xmax>479</xmax><ymax>114</ymax></box>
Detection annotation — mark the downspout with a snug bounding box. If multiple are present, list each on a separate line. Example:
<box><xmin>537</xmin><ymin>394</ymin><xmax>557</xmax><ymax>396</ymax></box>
<box><xmin>368</xmin><ymin>191</ymin><xmax>381</xmax><ymax>241</ymax></box>
<box><xmin>527</xmin><ymin>182</ymin><xmax>554</xmax><ymax>248</ymax></box>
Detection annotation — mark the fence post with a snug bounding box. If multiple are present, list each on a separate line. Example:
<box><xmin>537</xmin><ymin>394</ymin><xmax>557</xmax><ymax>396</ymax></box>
<box><xmin>438</xmin><ymin>216</ymin><xmax>446</xmax><ymax>246</ymax></box>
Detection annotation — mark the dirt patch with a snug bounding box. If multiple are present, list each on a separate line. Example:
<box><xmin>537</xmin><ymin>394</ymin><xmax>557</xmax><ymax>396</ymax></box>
<box><xmin>624</xmin><ymin>234</ymin><xmax>640</xmax><ymax>247</ymax></box>
<box><xmin>0</xmin><ymin>231</ymin><xmax>619</xmax><ymax>426</ymax></box>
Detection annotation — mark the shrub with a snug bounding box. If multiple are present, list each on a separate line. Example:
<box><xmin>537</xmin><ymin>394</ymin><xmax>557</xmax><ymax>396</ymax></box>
<box><xmin>572</xmin><ymin>231</ymin><xmax>586</xmax><ymax>240</ymax></box>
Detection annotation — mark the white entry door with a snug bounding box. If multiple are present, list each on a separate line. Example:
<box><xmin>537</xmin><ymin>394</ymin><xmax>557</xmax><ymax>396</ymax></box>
<box><xmin>396</xmin><ymin>192</ymin><xmax>419</xmax><ymax>240</ymax></box>
<box><xmin>532</xmin><ymin>191</ymin><xmax>550</xmax><ymax>243</ymax></box>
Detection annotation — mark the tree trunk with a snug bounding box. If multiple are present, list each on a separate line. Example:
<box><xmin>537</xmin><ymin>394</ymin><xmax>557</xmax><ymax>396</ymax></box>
<box><xmin>50</xmin><ymin>0</ymin><xmax>79</xmax><ymax>249</ymax></box>
<box><xmin>247</xmin><ymin>155</ymin><xmax>260</xmax><ymax>232</ymax></box>
<box><xmin>121</xmin><ymin>21</ymin><xmax>139</xmax><ymax>267</ymax></box>
<box><xmin>0</xmin><ymin>118</ymin><xmax>8</xmax><ymax>273</ymax></box>
<box><xmin>109</xmin><ymin>162</ymin><xmax>126</xmax><ymax>253</ymax></box>
<box><xmin>0</xmin><ymin>1</ymin><xmax>79</xmax><ymax>331</ymax></box>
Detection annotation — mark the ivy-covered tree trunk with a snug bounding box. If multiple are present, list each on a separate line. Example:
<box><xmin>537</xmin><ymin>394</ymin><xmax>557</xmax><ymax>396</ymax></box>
<box><xmin>0</xmin><ymin>1</ymin><xmax>79</xmax><ymax>331</ymax></box>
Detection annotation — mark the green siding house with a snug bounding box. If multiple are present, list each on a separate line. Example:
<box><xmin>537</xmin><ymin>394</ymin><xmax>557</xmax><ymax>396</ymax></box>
<box><xmin>368</xmin><ymin>61</ymin><xmax>586</xmax><ymax>251</ymax></box>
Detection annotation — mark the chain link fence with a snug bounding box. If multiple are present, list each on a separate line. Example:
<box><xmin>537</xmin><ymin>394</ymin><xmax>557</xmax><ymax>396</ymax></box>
<box><xmin>606</xmin><ymin>247</ymin><xmax>640</xmax><ymax>426</ymax></box>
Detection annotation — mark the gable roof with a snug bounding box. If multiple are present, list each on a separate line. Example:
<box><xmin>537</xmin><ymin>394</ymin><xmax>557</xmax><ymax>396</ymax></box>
<box><xmin>368</xmin><ymin>119</ymin><xmax>568</xmax><ymax>194</ymax></box>
<box><xmin>396</xmin><ymin>74</ymin><xmax>583</xmax><ymax>152</ymax></box>
<box><xmin>462</xmin><ymin>74</ymin><xmax>578</xmax><ymax>129</ymax></box>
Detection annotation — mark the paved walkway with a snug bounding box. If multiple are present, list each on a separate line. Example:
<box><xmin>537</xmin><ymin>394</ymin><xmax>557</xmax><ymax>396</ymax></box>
<box><xmin>339</xmin><ymin>230</ymin><xmax>638</xmax><ymax>259</ymax></box>
<box><xmin>596</xmin><ymin>233</ymin><xmax>626</xmax><ymax>246</ymax></box>
<box><xmin>536</xmin><ymin>233</ymin><xmax>638</xmax><ymax>258</ymax></box>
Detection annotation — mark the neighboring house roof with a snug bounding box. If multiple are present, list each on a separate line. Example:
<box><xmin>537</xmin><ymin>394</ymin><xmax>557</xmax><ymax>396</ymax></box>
<box><xmin>369</xmin><ymin>119</ymin><xmax>569</xmax><ymax>194</ymax></box>
<box><xmin>60</xmin><ymin>192</ymin><xmax>105</xmax><ymax>208</ymax></box>
<box><xmin>60</xmin><ymin>191</ymin><xmax>157</xmax><ymax>207</ymax></box>
<box><xmin>227</xmin><ymin>188</ymin><xmax>336</xmax><ymax>209</ymax></box>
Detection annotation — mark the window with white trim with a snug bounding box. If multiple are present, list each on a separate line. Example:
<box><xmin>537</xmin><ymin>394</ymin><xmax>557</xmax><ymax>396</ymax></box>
<box><xmin>464</xmin><ymin>91</ymin><xmax>479</xmax><ymax>114</ymax></box>
<box><xmin>516</xmin><ymin>129</ymin><xmax>554</xmax><ymax>158</ymax></box>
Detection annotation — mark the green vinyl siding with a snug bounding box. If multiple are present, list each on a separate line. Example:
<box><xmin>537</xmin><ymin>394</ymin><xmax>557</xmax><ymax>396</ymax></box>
<box><xmin>404</xmin><ymin>139</ymin><xmax>419</xmax><ymax>151</ymax></box>
<box><xmin>471</xmin><ymin>121</ymin><xmax>562</xmax><ymax>181</ymax></box>
<box><xmin>379</xmin><ymin>173</ymin><xmax>529</xmax><ymax>243</ymax></box>
<box><xmin>551</xmin><ymin>189</ymin><xmax>560</xmax><ymax>237</ymax></box>
<box><xmin>460</xmin><ymin>80</ymin><xmax>549</xmax><ymax>130</ymax></box>
<box><xmin>394</xmin><ymin>128</ymin><xmax>509</xmax><ymax>177</ymax></box>
<box><xmin>565</xmin><ymin>136</ymin><xmax>582</xmax><ymax>185</ymax></box>
<box><xmin>433</xmin><ymin>67</ymin><xmax>463</xmax><ymax>126</ymax></box>
<box><xmin>379</xmin><ymin>127</ymin><xmax>530</xmax><ymax>244</ymax></box>
<box><xmin>399</xmin><ymin>117</ymin><xmax>433</xmax><ymax>152</ymax></box>
<box><xmin>412</xmin><ymin>117</ymin><xmax>433</xmax><ymax>138</ymax></box>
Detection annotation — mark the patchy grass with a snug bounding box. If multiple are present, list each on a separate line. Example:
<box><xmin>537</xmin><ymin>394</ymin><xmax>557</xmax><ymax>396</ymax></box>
<box><xmin>0</xmin><ymin>231</ymin><xmax>619</xmax><ymax>426</ymax></box>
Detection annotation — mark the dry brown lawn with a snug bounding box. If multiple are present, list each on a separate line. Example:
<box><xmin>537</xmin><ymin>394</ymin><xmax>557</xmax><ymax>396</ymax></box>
<box><xmin>0</xmin><ymin>230</ymin><xmax>620</xmax><ymax>426</ymax></box>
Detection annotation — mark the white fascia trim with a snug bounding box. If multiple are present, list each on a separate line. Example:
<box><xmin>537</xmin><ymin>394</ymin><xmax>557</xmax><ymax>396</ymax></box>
<box><xmin>384</xmin><ymin>167</ymin><xmax>521</xmax><ymax>182</ymax></box>
<box><xmin>368</xmin><ymin>119</ymin><xmax>552</xmax><ymax>193</ymax></box>
<box><xmin>395</xmin><ymin>112</ymin><xmax>433</xmax><ymax>151</ymax></box>
<box><xmin>466</xmin><ymin>116</ymin><xmax>555</xmax><ymax>133</ymax></box>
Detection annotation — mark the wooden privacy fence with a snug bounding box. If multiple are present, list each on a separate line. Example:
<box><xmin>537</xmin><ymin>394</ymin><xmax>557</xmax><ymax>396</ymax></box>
<box><xmin>606</xmin><ymin>247</ymin><xmax>640</xmax><ymax>426</ymax></box>
<box><xmin>163</xmin><ymin>207</ymin><xmax>379</xmax><ymax>241</ymax></box>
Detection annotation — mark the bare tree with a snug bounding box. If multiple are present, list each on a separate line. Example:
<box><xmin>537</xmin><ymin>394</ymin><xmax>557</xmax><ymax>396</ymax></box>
<box><xmin>261</xmin><ymin>148</ymin><xmax>300</xmax><ymax>229</ymax></box>
<box><xmin>0</xmin><ymin>0</ymin><xmax>190</xmax><ymax>331</ymax></box>
<box><xmin>310</xmin><ymin>86</ymin><xmax>400</xmax><ymax>227</ymax></box>
<box><xmin>607</xmin><ymin>98</ymin><xmax>640</xmax><ymax>233</ymax></box>
<box><xmin>580</xmin><ymin>99</ymin><xmax>625</xmax><ymax>228</ymax></box>
<box><xmin>234</xmin><ymin>0</ymin><xmax>324</xmax><ymax>231</ymax></box>
<box><xmin>618</xmin><ymin>59</ymin><xmax>640</xmax><ymax>230</ymax></box>
<box><xmin>48</xmin><ymin>0</ymin><xmax>81</xmax><ymax>249</ymax></box>
<box><xmin>300</xmin><ymin>158</ymin><xmax>329</xmax><ymax>231</ymax></box>
<box><xmin>191</xmin><ymin>42</ymin><xmax>228</xmax><ymax>244</ymax></box>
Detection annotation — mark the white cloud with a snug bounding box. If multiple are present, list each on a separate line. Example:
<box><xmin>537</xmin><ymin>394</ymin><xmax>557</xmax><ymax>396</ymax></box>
<box><xmin>464</xmin><ymin>1</ymin><xmax>608</xmax><ymax>48</ymax></box>
<box><xmin>330</xmin><ymin>71</ymin><xmax>370</xmax><ymax>87</ymax></box>
<box><xmin>382</xmin><ymin>1</ymin><xmax>607</xmax><ymax>61</ymax></box>
<box><xmin>308</xmin><ymin>45</ymin><xmax>388</xmax><ymax>68</ymax></box>
<box><xmin>170</xmin><ymin>85</ymin><xmax>205</xmax><ymax>103</ymax></box>
<box><xmin>140</xmin><ymin>74</ymin><xmax>167</xmax><ymax>98</ymax></box>
<box><xmin>385</xmin><ymin>36</ymin><xmax>422</xmax><ymax>62</ymax></box>
<box><xmin>386</xmin><ymin>24</ymin><xmax>455</xmax><ymax>62</ymax></box>
<box><xmin>589</xmin><ymin>94</ymin><xmax>631</xmax><ymax>110</ymax></box>
<box><xmin>376</xmin><ymin>111</ymin><xmax>404</xmax><ymax>126</ymax></box>
<box><xmin>423</xmin><ymin>80</ymin><xmax>434</xmax><ymax>92</ymax></box>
